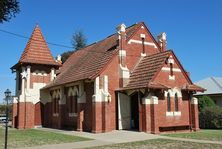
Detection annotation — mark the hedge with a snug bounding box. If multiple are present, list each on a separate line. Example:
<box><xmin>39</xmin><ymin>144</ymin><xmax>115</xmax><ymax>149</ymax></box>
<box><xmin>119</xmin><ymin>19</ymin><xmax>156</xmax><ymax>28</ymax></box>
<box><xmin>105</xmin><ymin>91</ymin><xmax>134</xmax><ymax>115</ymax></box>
<box><xmin>199</xmin><ymin>106</ymin><xmax>222</xmax><ymax>129</ymax></box>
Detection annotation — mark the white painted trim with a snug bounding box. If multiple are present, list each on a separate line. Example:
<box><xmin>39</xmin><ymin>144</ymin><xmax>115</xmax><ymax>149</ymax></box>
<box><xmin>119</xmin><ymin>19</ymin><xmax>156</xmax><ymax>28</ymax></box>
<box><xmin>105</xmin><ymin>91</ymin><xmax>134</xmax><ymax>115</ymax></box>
<box><xmin>116</xmin><ymin>23</ymin><xmax>126</xmax><ymax>32</ymax></box>
<box><xmin>164</xmin><ymin>88</ymin><xmax>182</xmax><ymax>98</ymax></box>
<box><xmin>27</xmin><ymin>66</ymin><xmax>31</xmax><ymax>89</ymax></box>
<box><xmin>34</xmin><ymin>125</ymin><xmax>42</xmax><ymax>128</ymax></box>
<box><xmin>119</xmin><ymin>50</ymin><xmax>126</xmax><ymax>57</ymax></box>
<box><xmin>128</xmin><ymin>39</ymin><xmax>157</xmax><ymax>48</ymax></box>
<box><xmin>103</xmin><ymin>75</ymin><xmax>108</xmax><ymax>93</ymax></box>
<box><xmin>174</xmin><ymin>111</ymin><xmax>181</xmax><ymax>116</ymax></box>
<box><xmin>161</xmin><ymin>67</ymin><xmax>181</xmax><ymax>72</ymax></box>
<box><xmin>168</xmin><ymin>58</ymin><xmax>174</xmax><ymax>64</ymax></box>
<box><xmin>69</xmin><ymin>113</ymin><xmax>77</xmax><ymax>117</ymax></box>
<box><xmin>151</xmin><ymin>96</ymin><xmax>158</xmax><ymax>104</ymax></box>
<box><xmin>32</xmin><ymin>70</ymin><xmax>47</xmax><ymax>76</ymax></box>
<box><xmin>78</xmin><ymin>82</ymin><xmax>86</xmax><ymax>103</ymax></box>
<box><xmin>169</xmin><ymin>75</ymin><xmax>175</xmax><ymax>80</ymax></box>
<box><xmin>140</xmin><ymin>34</ymin><xmax>146</xmax><ymax>38</ymax></box>
<box><xmin>141</xmin><ymin>53</ymin><xmax>146</xmax><ymax>57</ymax></box>
<box><xmin>142</xmin><ymin>93</ymin><xmax>152</xmax><ymax>105</ymax></box>
<box><xmin>166</xmin><ymin>111</ymin><xmax>174</xmax><ymax>116</ymax></box>
<box><xmin>53</xmin><ymin>113</ymin><xmax>59</xmax><ymax>117</ymax></box>
<box><xmin>92</xmin><ymin>76</ymin><xmax>111</xmax><ymax>102</ymax></box>
<box><xmin>51</xmin><ymin>68</ymin><xmax>55</xmax><ymax>81</ymax></box>
<box><xmin>13</xmin><ymin>97</ymin><xmax>18</xmax><ymax>104</ymax></box>
<box><xmin>191</xmin><ymin>97</ymin><xmax>198</xmax><ymax>105</ymax></box>
<box><xmin>68</xmin><ymin>86</ymin><xmax>78</xmax><ymax>97</ymax></box>
<box><xmin>119</xmin><ymin>64</ymin><xmax>130</xmax><ymax>78</ymax></box>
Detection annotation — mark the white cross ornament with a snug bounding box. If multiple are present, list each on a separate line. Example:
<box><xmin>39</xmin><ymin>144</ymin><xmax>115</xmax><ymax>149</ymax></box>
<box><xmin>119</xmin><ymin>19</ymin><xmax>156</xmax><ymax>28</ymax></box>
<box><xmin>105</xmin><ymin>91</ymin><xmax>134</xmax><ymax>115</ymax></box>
<box><xmin>21</xmin><ymin>71</ymin><xmax>28</xmax><ymax>79</ymax></box>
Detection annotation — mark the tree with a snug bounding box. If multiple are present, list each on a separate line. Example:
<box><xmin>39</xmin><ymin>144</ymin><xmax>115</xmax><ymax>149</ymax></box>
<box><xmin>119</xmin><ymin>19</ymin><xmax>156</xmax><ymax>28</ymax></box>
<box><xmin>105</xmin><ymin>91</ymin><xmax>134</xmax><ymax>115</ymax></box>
<box><xmin>61</xmin><ymin>30</ymin><xmax>87</xmax><ymax>63</ymax></box>
<box><xmin>61</xmin><ymin>50</ymin><xmax>74</xmax><ymax>64</ymax></box>
<box><xmin>198</xmin><ymin>95</ymin><xmax>216</xmax><ymax>112</ymax></box>
<box><xmin>71</xmin><ymin>30</ymin><xmax>87</xmax><ymax>50</ymax></box>
<box><xmin>0</xmin><ymin>0</ymin><xmax>20</xmax><ymax>23</ymax></box>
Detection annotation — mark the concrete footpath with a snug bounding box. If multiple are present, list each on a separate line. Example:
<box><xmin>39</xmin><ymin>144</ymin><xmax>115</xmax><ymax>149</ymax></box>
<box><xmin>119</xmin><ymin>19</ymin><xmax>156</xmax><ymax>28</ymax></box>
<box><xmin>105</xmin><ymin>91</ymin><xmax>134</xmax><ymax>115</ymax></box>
<box><xmin>20</xmin><ymin>128</ymin><xmax>160</xmax><ymax>149</ymax></box>
<box><xmin>20</xmin><ymin>128</ymin><xmax>222</xmax><ymax>149</ymax></box>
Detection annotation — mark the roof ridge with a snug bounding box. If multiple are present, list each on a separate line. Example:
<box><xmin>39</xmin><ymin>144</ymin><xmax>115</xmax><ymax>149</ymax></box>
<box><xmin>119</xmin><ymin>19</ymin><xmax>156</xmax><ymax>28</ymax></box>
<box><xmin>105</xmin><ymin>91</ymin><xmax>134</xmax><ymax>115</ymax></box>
<box><xmin>211</xmin><ymin>77</ymin><xmax>222</xmax><ymax>90</ymax></box>
<box><xmin>69</xmin><ymin>23</ymin><xmax>140</xmax><ymax>53</ymax></box>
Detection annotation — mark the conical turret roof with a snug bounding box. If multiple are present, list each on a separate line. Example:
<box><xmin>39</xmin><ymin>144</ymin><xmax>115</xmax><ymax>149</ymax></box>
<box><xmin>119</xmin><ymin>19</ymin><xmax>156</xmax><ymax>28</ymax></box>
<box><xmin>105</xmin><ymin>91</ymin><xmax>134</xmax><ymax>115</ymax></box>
<box><xmin>12</xmin><ymin>25</ymin><xmax>60</xmax><ymax>69</ymax></box>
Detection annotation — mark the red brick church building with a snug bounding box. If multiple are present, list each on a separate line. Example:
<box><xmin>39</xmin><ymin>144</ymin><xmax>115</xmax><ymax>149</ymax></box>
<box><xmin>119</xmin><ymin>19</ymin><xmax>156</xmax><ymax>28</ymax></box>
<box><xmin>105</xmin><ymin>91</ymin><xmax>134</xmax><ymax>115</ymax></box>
<box><xmin>11</xmin><ymin>22</ymin><xmax>204</xmax><ymax>134</ymax></box>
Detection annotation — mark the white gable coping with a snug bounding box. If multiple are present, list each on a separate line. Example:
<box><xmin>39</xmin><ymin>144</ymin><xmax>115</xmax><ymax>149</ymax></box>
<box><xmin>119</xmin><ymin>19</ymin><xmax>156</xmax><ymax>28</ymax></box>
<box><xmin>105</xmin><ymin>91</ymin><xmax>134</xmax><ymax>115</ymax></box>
<box><xmin>128</xmin><ymin>39</ymin><xmax>157</xmax><ymax>48</ymax></box>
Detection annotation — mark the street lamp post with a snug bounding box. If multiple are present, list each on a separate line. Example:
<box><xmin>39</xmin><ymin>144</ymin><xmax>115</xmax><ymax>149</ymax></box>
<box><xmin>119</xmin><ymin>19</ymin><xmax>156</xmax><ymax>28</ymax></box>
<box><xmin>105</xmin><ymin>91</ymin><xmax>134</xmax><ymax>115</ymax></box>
<box><xmin>4</xmin><ymin>89</ymin><xmax>11</xmax><ymax>149</ymax></box>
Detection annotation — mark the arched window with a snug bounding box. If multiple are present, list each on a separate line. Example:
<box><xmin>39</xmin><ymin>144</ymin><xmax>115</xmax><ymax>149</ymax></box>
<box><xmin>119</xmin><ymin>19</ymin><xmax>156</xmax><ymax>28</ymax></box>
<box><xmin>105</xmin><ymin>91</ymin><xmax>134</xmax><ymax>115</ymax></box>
<box><xmin>167</xmin><ymin>92</ymin><xmax>171</xmax><ymax>111</ymax></box>
<box><xmin>68</xmin><ymin>87</ymin><xmax>78</xmax><ymax>113</ymax></box>
<box><xmin>53</xmin><ymin>97</ymin><xmax>59</xmax><ymax>113</ymax></box>
<box><xmin>69</xmin><ymin>95</ymin><xmax>77</xmax><ymax>113</ymax></box>
<box><xmin>175</xmin><ymin>93</ymin><xmax>179</xmax><ymax>111</ymax></box>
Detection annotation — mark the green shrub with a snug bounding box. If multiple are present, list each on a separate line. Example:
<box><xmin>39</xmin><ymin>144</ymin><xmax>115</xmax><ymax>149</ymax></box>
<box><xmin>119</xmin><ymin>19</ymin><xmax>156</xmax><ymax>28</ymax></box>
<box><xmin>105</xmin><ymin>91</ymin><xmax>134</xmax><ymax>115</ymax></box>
<box><xmin>198</xmin><ymin>96</ymin><xmax>215</xmax><ymax>112</ymax></box>
<box><xmin>199</xmin><ymin>106</ymin><xmax>222</xmax><ymax>129</ymax></box>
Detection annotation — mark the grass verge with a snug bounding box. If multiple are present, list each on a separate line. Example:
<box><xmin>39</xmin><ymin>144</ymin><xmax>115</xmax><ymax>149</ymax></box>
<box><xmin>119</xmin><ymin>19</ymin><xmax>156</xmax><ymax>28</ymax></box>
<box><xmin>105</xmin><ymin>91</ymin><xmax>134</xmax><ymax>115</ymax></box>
<box><xmin>163</xmin><ymin>129</ymin><xmax>222</xmax><ymax>141</ymax></box>
<box><xmin>90</xmin><ymin>138</ymin><xmax>222</xmax><ymax>149</ymax></box>
<box><xmin>0</xmin><ymin>127</ymin><xmax>91</xmax><ymax>148</ymax></box>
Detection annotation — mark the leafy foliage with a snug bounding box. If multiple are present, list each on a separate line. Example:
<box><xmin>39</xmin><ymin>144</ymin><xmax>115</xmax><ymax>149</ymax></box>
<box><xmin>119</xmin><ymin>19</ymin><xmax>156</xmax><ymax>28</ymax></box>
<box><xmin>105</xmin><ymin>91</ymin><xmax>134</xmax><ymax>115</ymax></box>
<box><xmin>199</xmin><ymin>106</ymin><xmax>222</xmax><ymax>129</ymax></box>
<box><xmin>0</xmin><ymin>0</ymin><xmax>20</xmax><ymax>23</ymax></box>
<box><xmin>0</xmin><ymin>104</ymin><xmax>12</xmax><ymax>120</ymax></box>
<box><xmin>61</xmin><ymin>30</ymin><xmax>87</xmax><ymax>63</ymax></box>
<box><xmin>198</xmin><ymin>95</ymin><xmax>215</xmax><ymax>112</ymax></box>
<box><xmin>71</xmin><ymin>30</ymin><xmax>87</xmax><ymax>50</ymax></box>
<box><xmin>61</xmin><ymin>50</ymin><xmax>74</xmax><ymax>64</ymax></box>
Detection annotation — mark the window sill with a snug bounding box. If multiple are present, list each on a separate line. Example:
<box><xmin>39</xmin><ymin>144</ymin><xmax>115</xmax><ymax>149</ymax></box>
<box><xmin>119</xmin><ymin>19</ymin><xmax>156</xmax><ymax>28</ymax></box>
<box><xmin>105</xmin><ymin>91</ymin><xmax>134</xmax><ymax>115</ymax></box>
<box><xmin>53</xmin><ymin>113</ymin><xmax>59</xmax><ymax>117</ymax></box>
<box><xmin>166</xmin><ymin>112</ymin><xmax>174</xmax><ymax>116</ymax></box>
<box><xmin>174</xmin><ymin>111</ymin><xmax>181</xmax><ymax>116</ymax></box>
<box><xmin>166</xmin><ymin>111</ymin><xmax>181</xmax><ymax>117</ymax></box>
<box><xmin>69</xmin><ymin>113</ymin><xmax>77</xmax><ymax>117</ymax></box>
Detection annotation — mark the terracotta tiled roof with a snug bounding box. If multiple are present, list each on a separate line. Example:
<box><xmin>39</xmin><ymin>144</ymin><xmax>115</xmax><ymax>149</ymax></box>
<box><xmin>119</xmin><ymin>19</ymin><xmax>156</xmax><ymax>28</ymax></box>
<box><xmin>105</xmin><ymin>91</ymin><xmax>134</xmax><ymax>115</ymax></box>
<box><xmin>44</xmin><ymin>22</ymin><xmax>144</xmax><ymax>88</ymax></box>
<box><xmin>123</xmin><ymin>51</ymin><xmax>171</xmax><ymax>90</ymax></box>
<box><xmin>12</xmin><ymin>25</ymin><xmax>60</xmax><ymax>69</ymax></box>
<box><xmin>182</xmin><ymin>84</ymin><xmax>206</xmax><ymax>92</ymax></box>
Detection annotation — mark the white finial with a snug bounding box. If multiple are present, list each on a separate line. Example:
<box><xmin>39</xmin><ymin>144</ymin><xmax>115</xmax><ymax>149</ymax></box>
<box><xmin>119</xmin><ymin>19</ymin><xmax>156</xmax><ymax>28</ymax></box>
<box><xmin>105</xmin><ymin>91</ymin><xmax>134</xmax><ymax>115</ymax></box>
<box><xmin>57</xmin><ymin>55</ymin><xmax>61</xmax><ymax>62</ymax></box>
<box><xmin>158</xmin><ymin>32</ymin><xmax>167</xmax><ymax>41</ymax></box>
<box><xmin>116</xmin><ymin>23</ymin><xmax>126</xmax><ymax>33</ymax></box>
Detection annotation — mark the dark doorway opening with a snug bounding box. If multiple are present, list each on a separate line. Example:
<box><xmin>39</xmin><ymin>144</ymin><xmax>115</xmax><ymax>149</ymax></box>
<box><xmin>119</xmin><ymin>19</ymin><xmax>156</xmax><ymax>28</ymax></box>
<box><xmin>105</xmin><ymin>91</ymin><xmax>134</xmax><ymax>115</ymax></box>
<box><xmin>130</xmin><ymin>93</ymin><xmax>139</xmax><ymax>130</ymax></box>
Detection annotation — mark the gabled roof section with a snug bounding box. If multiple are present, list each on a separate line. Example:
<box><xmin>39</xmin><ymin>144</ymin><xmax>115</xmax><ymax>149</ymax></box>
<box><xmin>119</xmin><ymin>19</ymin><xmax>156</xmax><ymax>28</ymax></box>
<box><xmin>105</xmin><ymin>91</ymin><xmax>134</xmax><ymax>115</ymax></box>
<box><xmin>12</xmin><ymin>25</ymin><xmax>60</xmax><ymax>69</ymax></box>
<box><xmin>126</xmin><ymin>22</ymin><xmax>161</xmax><ymax>51</ymax></box>
<box><xmin>123</xmin><ymin>50</ymin><xmax>171</xmax><ymax>90</ymax></box>
<box><xmin>44</xmin><ymin>22</ymin><xmax>143</xmax><ymax>88</ymax></box>
<box><xmin>195</xmin><ymin>77</ymin><xmax>222</xmax><ymax>95</ymax></box>
<box><xmin>123</xmin><ymin>50</ymin><xmax>204</xmax><ymax>91</ymax></box>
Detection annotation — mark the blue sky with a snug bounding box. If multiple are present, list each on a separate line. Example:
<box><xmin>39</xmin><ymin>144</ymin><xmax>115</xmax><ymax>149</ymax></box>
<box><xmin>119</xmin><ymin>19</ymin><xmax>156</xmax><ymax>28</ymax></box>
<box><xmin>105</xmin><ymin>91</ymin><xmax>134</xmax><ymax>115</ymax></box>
<box><xmin>0</xmin><ymin>0</ymin><xmax>221</xmax><ymax>102</ymax></box>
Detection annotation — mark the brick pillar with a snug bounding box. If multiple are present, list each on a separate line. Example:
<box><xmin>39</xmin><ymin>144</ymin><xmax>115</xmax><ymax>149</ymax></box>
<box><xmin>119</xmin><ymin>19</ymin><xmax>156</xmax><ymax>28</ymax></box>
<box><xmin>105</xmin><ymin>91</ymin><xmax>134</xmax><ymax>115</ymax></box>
<box><xmin>92</xmin><ymin>102</ymin><xmax>102</xmax><ymax>133</ymax></box>
<box><xmin>77</xmin><ymin>103</ymin><xmax>84</xmax><ymax>131</ymax></box>
<box><xmin>142</xmin><ymin>102</ymin><xmax>151</xmax><ymax>133</ymax></box>
<box><xmin>12</xmin><ymin>102</ymin><xmax>18</xmax><ymax>128</ymax></box>
<box><xmin>17</xmin><ymin>102</ymin><xmax>35</xmax><ymax>129</ymax></box>
<box><xmin>191</xmin><ymin>97</ymin><xmax>199</xmax><ymax>131</ymax></box>
<box><xmin>150</xmin><ymin>96</ymin><xmax>159</xmax><ymax>134</ymax></box>
<box><xmin>141</xmin><ymin>95</ymin><xmax>153</xmax><ymax>133</ymax></box>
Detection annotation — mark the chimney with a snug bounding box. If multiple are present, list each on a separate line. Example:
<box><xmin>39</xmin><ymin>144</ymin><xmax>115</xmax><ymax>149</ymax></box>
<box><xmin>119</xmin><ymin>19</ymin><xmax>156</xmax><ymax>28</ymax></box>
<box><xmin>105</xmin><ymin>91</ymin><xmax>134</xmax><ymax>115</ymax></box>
<box><xmin>157</xmin><ymin>32</ymin><xmax>167</xmax><ymax>52</ymax></box>
<box><xmin>116</xmin><ymin>23</ymin><xmax>126</xmax><ymax>66</ymax></box>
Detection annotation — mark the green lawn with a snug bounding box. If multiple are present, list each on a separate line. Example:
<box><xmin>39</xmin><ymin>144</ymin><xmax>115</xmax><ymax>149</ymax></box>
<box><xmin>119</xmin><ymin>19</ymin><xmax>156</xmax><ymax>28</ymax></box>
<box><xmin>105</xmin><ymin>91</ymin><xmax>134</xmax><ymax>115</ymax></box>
<box><xmin>163</xmin><ymin>129</ymin><xmax>222</xmax><ymax>141</ymax></box>
<box><xmin>91</xmin><ymin>138</ymin><xmax>222</xmax><ymax>149</ymax></box>
<box><xmin>0</xmin><ymin>126</ymin><xmax>91</xmax><ymax>149</ymax></box>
